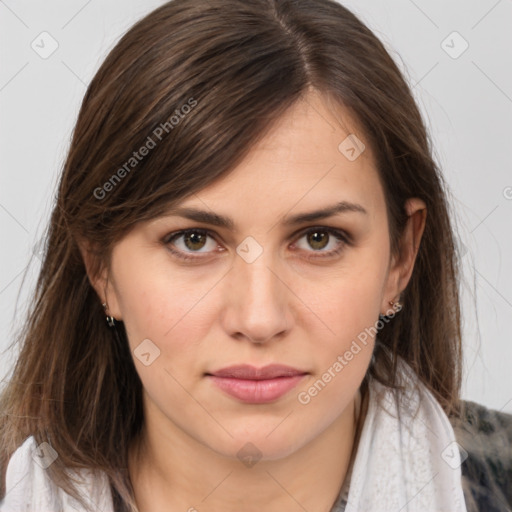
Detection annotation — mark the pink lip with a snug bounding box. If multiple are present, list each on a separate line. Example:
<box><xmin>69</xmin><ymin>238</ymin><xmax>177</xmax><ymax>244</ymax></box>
<box><xmin>206</xmin><ymin>364</ymin><xmax>308</xmax><ymax>404</ymax></box>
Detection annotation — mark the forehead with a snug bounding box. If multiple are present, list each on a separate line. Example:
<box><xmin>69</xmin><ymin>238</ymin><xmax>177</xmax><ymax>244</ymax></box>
<box><xmin>249</xmin><ymin>89</ymin><xmax>372</xmax><ymax>161</ymax></box>
<box><xmin>145</xmin><ymin>89</ymin><xmax>387</xmax><ymax>237</ymax></box>
<box><xmin>186</xmin><ymin>90</ymin><xmax>383</xmax><ymax>213</ymax></box>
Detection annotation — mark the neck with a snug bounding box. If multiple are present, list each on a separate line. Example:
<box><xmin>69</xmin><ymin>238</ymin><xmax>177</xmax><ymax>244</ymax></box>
<box><xmin>129</xmin><ymin>389</ymin><xmax>366</xmax><ymax>512</ymax></box>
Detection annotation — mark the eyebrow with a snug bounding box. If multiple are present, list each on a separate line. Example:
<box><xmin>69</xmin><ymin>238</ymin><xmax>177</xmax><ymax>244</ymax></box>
<box><xmin>164</xmin><ymin>201</ymin><xmax>367</xmax><ymax>230</ymax></box>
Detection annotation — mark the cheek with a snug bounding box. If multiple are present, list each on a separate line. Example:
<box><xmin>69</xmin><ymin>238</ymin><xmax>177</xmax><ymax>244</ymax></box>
<box><xmin>113</xmin><ymin>256</ymin><xmax>219</xmax><ymax>366</ymax></box>
<box><xmin>112</xmin><ymin>263</ymin><xmax>214</xmax><ymax>409</ymax></box>
<box><xmin>303</xmin><ymin>254</ymin><xmax>387</xmax><ymax>336</ymax></box>
<box><xmin>294</xmin><ymin>263</ymin><xmax>384</xmax><ymax>419</ymax></box>
<box><xmin>294</xmin><ymin>251</ymin><xmax>389</xmax><ymax>401</ymax></box>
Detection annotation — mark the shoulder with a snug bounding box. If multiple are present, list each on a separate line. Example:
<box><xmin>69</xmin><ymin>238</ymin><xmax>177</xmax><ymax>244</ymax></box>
<box><xmin>1</xmin><ymin>435</ymin><xmax>114</xmax><ymax>512</ymax></box>
<box><xmin>1</xmin><ymin>436</ymin><xmax>60</xmax><ymax>511</ymax></box>
<box><xmin>450</xmin><ymin>400</ymin><xmax>512</xmax><ymax>512</ymax></box>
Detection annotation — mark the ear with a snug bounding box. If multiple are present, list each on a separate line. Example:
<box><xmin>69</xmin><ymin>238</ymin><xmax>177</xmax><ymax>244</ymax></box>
<box><xmin>77</xmin><ymin>237</ymin><xmax>123</xmax><ymax>320</ymax></box>
<box><xmin>380</xmin><ymin>197</ymin><xmax>427</xmax><ymax>315</ymax></box>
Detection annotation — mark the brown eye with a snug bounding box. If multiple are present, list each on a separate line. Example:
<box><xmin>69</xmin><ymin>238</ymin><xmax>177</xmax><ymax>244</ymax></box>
<box><xmin>165</xmin><ymin>228</ymin><xmax>219</xmax><ymax>259</ymax></box>
<box><xmin>306</xmin><ymin>230</ymin><xmax>329</xmax><ymax>251</ymax></box>
<box><xmin>293</xmin><ymin>227</ymin><xmax>349</xmax><ymax>258</ymax></box>
<box><xmin>183</xmin><ymin>231</ymin><xmax>207</xmax><ymax>251</ymax></box>
<box><xmin>163</xmin><ymin>226</ymin><xmax>349</xmax><ymax>263</ymax></box>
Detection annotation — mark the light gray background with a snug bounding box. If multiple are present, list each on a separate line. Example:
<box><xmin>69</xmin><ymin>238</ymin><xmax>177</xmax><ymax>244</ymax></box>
<box><xmin>1</xmin><ymin>0</ymin><xmax>511</xmax><ymax>412</ymax></box>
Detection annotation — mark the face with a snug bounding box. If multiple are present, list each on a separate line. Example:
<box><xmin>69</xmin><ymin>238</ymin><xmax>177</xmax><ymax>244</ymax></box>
<box><xmin>93</xmin><ymin>89</ymin><xmax>418</xmax><ymax>461</ymax></box>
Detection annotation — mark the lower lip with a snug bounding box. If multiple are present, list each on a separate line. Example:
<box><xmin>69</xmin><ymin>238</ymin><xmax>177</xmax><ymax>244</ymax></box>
<box><xmin>207</xmin><ymin>375</ymin><xmax>306</xmax><ymax>404</ymax></box>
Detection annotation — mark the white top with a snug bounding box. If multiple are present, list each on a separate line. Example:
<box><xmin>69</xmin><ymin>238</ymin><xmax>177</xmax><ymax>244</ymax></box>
<box><xmin>1</xmin><ymin>357</ymin><xmax>467</xmax><ymax>512</ymax></box>
<box><xmin>0</xmin><ymin>437</ymin><xmax>114</xmax><ymax>511</ymax></box>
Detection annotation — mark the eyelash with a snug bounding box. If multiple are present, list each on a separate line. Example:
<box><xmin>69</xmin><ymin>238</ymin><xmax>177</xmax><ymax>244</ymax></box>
<box><xmin>163</xmin><ymin>226</ymin><xmax>351</xmax><ymax>262</ymax></box>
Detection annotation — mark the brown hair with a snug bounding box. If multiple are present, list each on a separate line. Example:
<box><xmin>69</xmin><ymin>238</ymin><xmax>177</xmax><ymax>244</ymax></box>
<box><xmin>0</xmin><ymin>0</ymin><xmax>463</xmax><ymax>510</ymax></box>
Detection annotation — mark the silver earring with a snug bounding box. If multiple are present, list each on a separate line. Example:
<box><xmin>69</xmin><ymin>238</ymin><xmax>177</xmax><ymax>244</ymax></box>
<box><xmin>102</xmin><ymin>302</ymin><xmax>116</xmax><ymax>328</ymax></box>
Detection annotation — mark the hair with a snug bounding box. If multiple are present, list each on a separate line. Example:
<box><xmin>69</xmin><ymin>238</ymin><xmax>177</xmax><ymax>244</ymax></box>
<box><xmin>0</xmin><ymin>0</ymin><xmax>464</xmax><ymax>510</ymax></box>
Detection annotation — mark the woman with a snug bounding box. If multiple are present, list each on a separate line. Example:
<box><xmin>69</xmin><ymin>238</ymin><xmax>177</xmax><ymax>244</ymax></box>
<box><xmin>1</xmin><ymin>0</ymin><xmax>510</xmax><ymax>511</ymax></box>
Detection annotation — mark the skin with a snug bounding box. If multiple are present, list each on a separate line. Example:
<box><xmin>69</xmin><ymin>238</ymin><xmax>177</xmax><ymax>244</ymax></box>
<box><xmin>82</xmin><ymin>88</ymin><xmax>426</xmax><ymax>512</ymax></box>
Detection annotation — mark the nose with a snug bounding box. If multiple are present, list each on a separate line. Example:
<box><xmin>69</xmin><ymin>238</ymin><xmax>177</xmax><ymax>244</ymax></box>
<box><xmin>220</xmin><ymin>245</ymin><xmax>292</xmax><ymax>345</ymax></box>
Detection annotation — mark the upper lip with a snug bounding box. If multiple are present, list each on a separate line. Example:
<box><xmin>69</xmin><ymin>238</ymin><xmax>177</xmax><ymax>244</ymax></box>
<box><xmin>207</xmin><ymin>364</ymin><xmax>307</xmax><ymax>380</ymax></box>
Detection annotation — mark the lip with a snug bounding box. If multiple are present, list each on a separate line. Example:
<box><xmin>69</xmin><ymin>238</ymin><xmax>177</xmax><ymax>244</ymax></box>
<box><xmin>206</xmin><ymin>364</ymin><xmax>308</xmax><ymax>404</ymax></box>
<box><xmin>209</xmin><ymin>364</ymin><xmax>306</xmax><ymax>380</ymax></box>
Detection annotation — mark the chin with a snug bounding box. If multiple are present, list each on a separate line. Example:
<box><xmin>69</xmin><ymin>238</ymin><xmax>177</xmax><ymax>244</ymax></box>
<box><xmin>204</xmin><ymin>423</ymin><xmax>311</xmax><ymax>463</ymax></box>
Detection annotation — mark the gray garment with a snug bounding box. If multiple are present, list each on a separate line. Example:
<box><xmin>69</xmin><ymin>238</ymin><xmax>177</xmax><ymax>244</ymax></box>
<box><xmin>452</xmin><ymin>400</ymin><xmax>512</xmax><ymax>512</ymax></box>
<box><xmin>328</xmin><ymin>399</ymin><xmax>512</xmax><ymax>512</ymax></box>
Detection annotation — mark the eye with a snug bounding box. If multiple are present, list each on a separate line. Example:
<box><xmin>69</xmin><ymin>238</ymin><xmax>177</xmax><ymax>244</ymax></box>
<box><xmin>164</xmin><ymin>229</ymin><xmax>221</xmax><ymax>260</ymax></box>
<box><xmin>163</xmin><ymin>226</ymin><xmax>350</xmax><ymax>262</ymax></box>
<box><xmin>291</xmin><ymin>227</ymin><xmax>349</xmax><ymax>258</ymax></box>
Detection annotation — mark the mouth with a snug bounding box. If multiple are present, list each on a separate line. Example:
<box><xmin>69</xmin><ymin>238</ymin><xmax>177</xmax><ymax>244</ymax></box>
<box><xmin>205</xmin><ymin>364</ymin><xmax>308</xmax><ymax>404</ymax></box>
